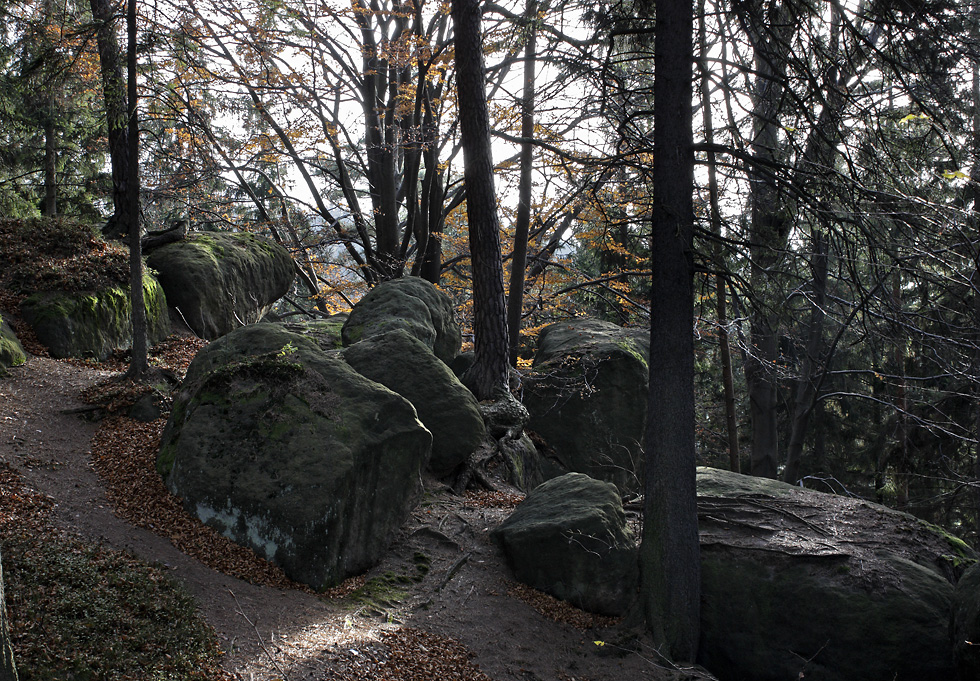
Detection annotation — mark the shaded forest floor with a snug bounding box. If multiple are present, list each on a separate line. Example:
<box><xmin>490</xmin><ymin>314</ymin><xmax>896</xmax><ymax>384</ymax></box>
<box><xmin>0</xmin><ymin>337</ymin><xmax>707</xmax><ymax>681</ymax></box>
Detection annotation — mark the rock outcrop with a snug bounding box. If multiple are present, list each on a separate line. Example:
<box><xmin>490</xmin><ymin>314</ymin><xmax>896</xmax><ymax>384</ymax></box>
<box><xmin>522</xmin><ymin>319</ymin><xmax>648</xmax><ymax>493</ymax></box>
<box><xmin>343</xmin><ymin>329</ymin><xmax>485</xmax><ymax>478</ymax></box>
<box><xmin>159</xmin><ymin>324</ymin><xmax>432</xmax><ymax>590</ymax></box>
<box><xmin>280</xmin><ymin>315</ymin><xmax>348</xmax><ymax>351</ymax></box>
<box><xmin>19</xmin><ymin>271</ymin><xmax>170</xmax><ymax>360</ymax></box>
<box><xmin>341</xmin><ymin>277</ymin><xmax>461</xmax><ymax>365</ymax></box>
<box><xmin>0</xmin><ymin>315</ymin><xmax>25</xmax><ymax>375</ymax></box>
<box><xmin>697</xmin><ymin>467</ymin><xmax>973</xmax><ymax>681</ymax></box>
<box><xmin>146</xmin><ymin>231</ymin><xmax>294</xmax><ymax>340</ymax></box>
<box><xmin>492</xmin><ymin>467</ymin><xmax>976</xmax><ymax>680</ymax></box>
<box><xmin>492</xmin><ymin>473</ymin><xmax>637</xmax><ymax>616</ymax></box>
<box><xmin>953</xmin><ymin>562</ymin><xmax>980</xmax><ymax>679</ymax></box>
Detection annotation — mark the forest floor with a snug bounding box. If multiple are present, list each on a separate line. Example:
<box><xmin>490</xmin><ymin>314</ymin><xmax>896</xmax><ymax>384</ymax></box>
<box><xmin>0</xmin><ymin>335</ymin><xmax>709</xmax><ymax>681</ymax></box>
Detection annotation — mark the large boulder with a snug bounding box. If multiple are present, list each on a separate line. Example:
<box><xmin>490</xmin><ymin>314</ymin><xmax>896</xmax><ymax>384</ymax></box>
<box><xmin>146</xmin><ymin>231</ymin><xmax>294</xmax><ymax>340</ymax></box>
<box><xmin>281</xmin><ymin>315</ymin><xmax>348</xmax><ymax>352</ymax></box>
<box><xmin>697</xmin><ymin>467</ymin><xmax>973</xmax><ymax>681</ymax></box>
<box><xmin>0</xmin><ymin>315</ymin><xmax>26</xmax><ymax>375</ymax></box>
<box><xmin>343</xmin><ymin>329</ymin><xmax>485</xmax><ymax>478</ymax></box>
<box><xmin>159</xmin><ymin>324</ymin><xmax>432</xmax><ymax>590</ymax></box>
<box><xmin>953</xmin><ymin>562</ymin><xmax>980</xmax><ymax>678</ymax></box>
<box><xmin>492</xmin><ymin>473</ymin><xmax>637</xmax><ymax>616</ymax></box>
<box><xmin>522</xmin><ymin>319</ymin><xmax>649</xmax><ymax>493</ymax></box>
<box><xmin>19</xmin><ymin>271</ymin><xmax>170</xmax><ymax>360</ymax></box>
<box><xmin>341</xmin><ymin>277</ymin><xmax>461</xmax><ymax>365</ymax></box>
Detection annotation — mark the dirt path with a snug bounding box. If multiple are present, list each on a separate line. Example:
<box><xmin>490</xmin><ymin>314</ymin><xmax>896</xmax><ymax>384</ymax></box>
<box><xmin>0</xmin><ymin>355</ymin><xmax>699</xmax><ymax>681</ymax></box>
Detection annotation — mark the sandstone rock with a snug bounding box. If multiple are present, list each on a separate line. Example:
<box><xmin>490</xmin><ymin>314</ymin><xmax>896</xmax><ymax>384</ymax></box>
<box><xmin>492</xmin><ymin>473</ymin><xmax>637</xmax><ymax>616</ymax></box>
<box><xmin>341</xmin><ymin>277</ymin><xmax>461</xmax><ymax>364</ymax></box>
<box><xmin>159</xmin><ymin>324</ymin><xmax>432</xmax><ymax>589</ymax></box>
<box><xmin>343</xmin><ymin>329</ymin><xmax>484</xmax><ymax>478</ymax></box>
<box><xmin>19</xmin><ymin>271</ymin><xmax>170</xmax><ymax>360</ymax></box>
<box><xmin>279</xmin><ymin>314</ymin><xmax>348</xmax><ymax>352</ymax></box>
<box><xmin>146</xmin><ymin>231</ymin><xmax>294</xmax><ymax>340</ymax></box>
<box><xmin>953</xmin><ymin>562</ymin><xmax>980</xmax><ymax>679</ymax></box>
<box><xmin>522</xmin><ymin>319</ymin><xmax>648</xmax><ymax>493</ymax></box>
<box><xmin>697</xmin><ymin>467</ymin><xmax>972</xmax><ymax>681</ymax></box>
<box><xmin>0</xmin><ymin>315</ymin><xmax>25</xmax><ymax>375</ymax></box>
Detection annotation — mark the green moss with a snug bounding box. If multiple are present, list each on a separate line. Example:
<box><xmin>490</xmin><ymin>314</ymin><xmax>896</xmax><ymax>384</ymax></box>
<box><xmin>157</xmin><ymin>443</ymin><xmax>177</xmax><ymax>477</ymax></box>
<box><xmin>616</xmin><ymin>337</ymin><xmax>648</xmax><ymax>368</ymax></box>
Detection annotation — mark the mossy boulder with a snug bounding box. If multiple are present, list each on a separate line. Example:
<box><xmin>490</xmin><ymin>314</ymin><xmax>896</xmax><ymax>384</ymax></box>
<box><xmin>341</xmin><ymin>277</ymin><xmax>461</xmax><ymax>364</ymax></box>
<box><xmin>522</xmin><ymin>319</ymin><xmax>649</xmax><ymax>493</ymax></box>
<box><xmin>492</xmin><ymin>473</ymin><xmax>637</xmax><ymax>616</ymax></box>
<box><xmin>19</xmin><ymin>271</ymin><xmax>170</xmax><ymax>360</ymax></box>
<box><xmin>0</xmin><ymin>315</ymin><xmax>26</xmax><ymax>375</ymax></box>
<box><xmin>697</xmin><ymin>467</ymin><xmax>973</xmax><ymax>681</ymax></box>
<box><xmin>146</xmin><ymin>232</ymin><xmax>294</xmax><ymax>340</ymax></box>
<box><xmin>159</xmin><ymin>324</ymin><xmax>432</xmax><ymax>590</ymax></box>
<box><xmin>343</xmin><ymin>329</ymin><xmax>485</xmax><ymax>478</ymax></box>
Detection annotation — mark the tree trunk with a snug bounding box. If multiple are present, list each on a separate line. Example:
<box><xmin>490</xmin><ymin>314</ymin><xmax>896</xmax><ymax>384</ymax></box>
<box><xmin>640</xmin><ymin>0</ymin><xmax>700</xmax><ymax>662</ymax></box>
<box><xmin>737</xmin><ymin>0</ymin><xmax>794</xmax><ymax>478</ymax></box>
<box><xmin>43</xmin><ymin>104</ymin><xmax>56</xmax><ymax>217</ymax></box>
<box><xmin>89</xmin><ymin>0</ymin><xmax>128</xmax><ymax>238</ymax></box>
<box><xmin>125</xmin><ymin>0</ymin><xmax>147</xmax><ymax>378</ymax></box>
<box><xmin>451</xmin><ymin>0</ymin><xmax>510</xmax><ymax>401</ymax></box>
<box><xmin>506</xmin><ymin>0</ymin><xmax>537</xmax><ymax>366</ymax></box>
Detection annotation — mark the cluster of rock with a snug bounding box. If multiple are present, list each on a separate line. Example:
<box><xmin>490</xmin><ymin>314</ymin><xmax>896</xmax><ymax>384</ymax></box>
<box><xmin>159</xmin><ymin>277</ymin><xmax>486</xmax><ymax>589</ymax></box>
<box><xmin>494</xmin><ymin>466</ymin><xmax>980</xmax><ymax>680</ymax></box>
<box><xmin>8</xmin><ymin>229</ymin><xmax>980</xmax><ymax>680</ymax></box>
<box><xmin>3</xmin><ymin>230</ymin><xmax>294</xmax><ymax>360</ymax></box>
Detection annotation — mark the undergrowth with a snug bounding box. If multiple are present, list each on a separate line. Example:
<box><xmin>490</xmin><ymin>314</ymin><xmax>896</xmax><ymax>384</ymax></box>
<box><xmin>0</xmin><ymin>464</ymin><xmax>230</xmax><ymax>680</ymax></box>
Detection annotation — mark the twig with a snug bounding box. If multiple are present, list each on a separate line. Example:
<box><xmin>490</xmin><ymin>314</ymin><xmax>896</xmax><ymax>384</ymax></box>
<box><xmin>438</xmin><ymin>552</ymin><xmax>472</xmax><ymax>590</ymax></box>
<box><xmin>228</xmin><ymin>589</ymin><xmax>290</xmax><ymax>681</ymax></box>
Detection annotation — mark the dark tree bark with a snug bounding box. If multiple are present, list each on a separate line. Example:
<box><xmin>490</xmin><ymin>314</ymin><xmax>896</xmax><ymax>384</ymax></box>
<box><xmin>451</xmin><ymin>0</ymin><xmax>510</xmax><ymax>400</ymax></box>
<box><xmin>639</xmin><ymin>0</ymin><xmax>700</xmax><ymax>662</ymax></box>
<box><xmin>89</xmin><ymin>0</ymin><xmax>128</xmax><ymax>239</ymax></box>
<box><xmin>506</xmin><ymin>0</ymin><xmax>537</xmax><ymax>366</ymax></box>
<box><xmin>43</xmin><ymin>102</ymin><xmax>56</xmax><ymax>216</ymax></box>
<box><xmin>124</xmin><ymin>0</ymin><xmax>147</xmax><ymax>378</ymax></box>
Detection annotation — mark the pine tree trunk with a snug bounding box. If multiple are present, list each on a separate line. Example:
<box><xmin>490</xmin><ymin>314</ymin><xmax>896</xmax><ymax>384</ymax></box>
<box><xmin>125</xmin><ymin>0</ymin><xmax>147</xmax><ymax>378</ymax></box>
<box><xmin>43</xmin><ymin>107</ymin><xmax>57</xmax><ymax>217</ymax></box>
<box><xmin>89</xmin><ymin>0</ymin><xmax>128</xmax><ymax>237</ymax></box>
<box><xmin>451</xmin><ymin>0</ymin><xmax>509</xmax><ymax>401</ymax></box>
<box><xmin>640</xmin><ymin>0</ymin><xmax>700</xmax><ymax>662</ymax></box>
<box><xmin>506</xmin><ymin>0</ymin><xmax>537</xmax><ymax>366</ymax></box>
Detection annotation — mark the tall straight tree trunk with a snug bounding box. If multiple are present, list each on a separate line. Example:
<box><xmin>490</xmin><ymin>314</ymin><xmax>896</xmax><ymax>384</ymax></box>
<box><xmin>452</xmin><ymin>0</ymin><xmax>509</xmax><ymax>400</ymax></box>
<box><xmin>506</xmin><ymin>0</ymin><xmax>537</xmax><ymax>366</ymax></box>
<box><xmin>640</xmin><ymin>0</ymin><xmax>700</xmax><ymax>662</ymax></box>
<box><xmin>736</xmin><ymin>0</ymin><xmax>794</xmax><ymax>478</ymax></box>
<box><xmin>89</xmin><ymin>0</ymin><xmax>128</xmax><ymax>238</ymax></box>
<box><xmin>125</xmin><ymin>0</ymin><xmax>147</xmax><ymax>378</ymax></box>
<box><xmin>43</xmin><ymin>110</ymin><xmax>57</xmax><ymax>216</ymax></box>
